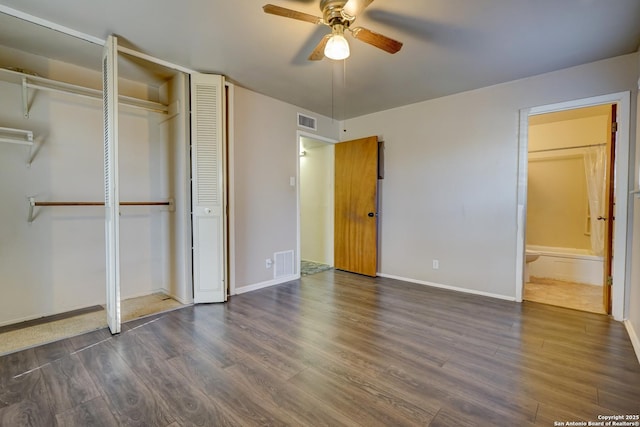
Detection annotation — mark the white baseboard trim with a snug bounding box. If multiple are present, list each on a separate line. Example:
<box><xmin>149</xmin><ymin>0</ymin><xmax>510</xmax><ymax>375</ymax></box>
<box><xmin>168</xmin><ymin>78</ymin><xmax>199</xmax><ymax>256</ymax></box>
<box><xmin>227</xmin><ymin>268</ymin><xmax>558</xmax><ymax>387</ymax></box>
<box><xmin>377</xmin><ymin>273</ymin><xmax>516</xmax><ymax>302</ymax></box>
<box><xmin>624</xmin><ymin>320</ymin><xmax>640</xmax><ymax>365</ymax></box>
<box><xmin>159</xmin><ymin>288</ymin><xmax>193</xmax><ymax>305</ymax></box>
<box><xmin>234</xmin><ymin>274</ymin><xmax>300</xmax><ymax>295</ymax></box>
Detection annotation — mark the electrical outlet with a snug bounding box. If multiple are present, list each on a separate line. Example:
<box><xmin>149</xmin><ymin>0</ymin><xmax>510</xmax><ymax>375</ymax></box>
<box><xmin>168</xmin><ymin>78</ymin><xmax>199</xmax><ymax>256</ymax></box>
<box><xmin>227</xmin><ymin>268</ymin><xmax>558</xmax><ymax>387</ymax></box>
<box><xmin>432</xmin><ymin>259</ymin><xmax>439</xmax><ymax>270</ymax></box>
<box><xmin>265</xmin><ymin>258</ymin><xmax>273</xmax><ymax>269</ymax></box>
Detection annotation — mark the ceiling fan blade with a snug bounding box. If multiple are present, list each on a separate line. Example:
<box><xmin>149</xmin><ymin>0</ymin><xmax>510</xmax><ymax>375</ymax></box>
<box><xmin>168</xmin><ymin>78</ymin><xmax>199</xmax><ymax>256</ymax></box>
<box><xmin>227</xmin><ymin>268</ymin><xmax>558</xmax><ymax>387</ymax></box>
<box><xmin>309</xmin><ymin>35</ymin><xmax>331</xmax><ymax>60</ymax></box>
<box><xmin>263</xmin><ymin>4</ymin><xmax>323</xmax><ymax>25</ymax></box>
<box><xmin>350</xmin><ymin>26</ymin><xmax>403</xmax><ymax>54</ymax></box>
<box><xmin>342</xmin><ymin>0</ymin><xmax>374</xmax><ymax>18</ymax></box>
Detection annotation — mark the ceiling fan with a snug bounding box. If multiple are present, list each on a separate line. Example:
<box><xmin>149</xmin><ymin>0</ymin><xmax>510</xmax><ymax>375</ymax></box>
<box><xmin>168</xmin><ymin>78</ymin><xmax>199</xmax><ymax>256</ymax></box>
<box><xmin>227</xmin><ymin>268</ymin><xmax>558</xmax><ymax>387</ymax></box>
<box><xmin>263</xmin><ymin>0</ymin><xmax>403</xmax><ymax>60</ymax></box>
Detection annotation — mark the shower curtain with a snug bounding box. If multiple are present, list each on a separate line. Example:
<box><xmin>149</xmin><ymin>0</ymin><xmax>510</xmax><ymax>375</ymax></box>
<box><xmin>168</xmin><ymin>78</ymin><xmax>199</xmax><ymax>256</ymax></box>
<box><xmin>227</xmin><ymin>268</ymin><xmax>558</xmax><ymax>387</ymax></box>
<box><xmin>583</xmin><ymin>146</ymin><xmax>606</xmax><ymax>256</ymax></box>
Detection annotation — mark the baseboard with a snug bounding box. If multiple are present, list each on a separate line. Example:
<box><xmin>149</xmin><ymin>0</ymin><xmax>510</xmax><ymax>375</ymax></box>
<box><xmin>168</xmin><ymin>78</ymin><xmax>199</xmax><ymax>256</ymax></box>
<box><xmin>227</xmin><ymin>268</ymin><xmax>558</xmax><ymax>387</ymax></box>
<box><xmin>159</xmin><ymin>288</ymin><xmax>193</xmax><ymax>305</ymax></box>
<box><xmin>234</xmin><ymin>274</ymin><xmax>300</xmax><ymax>295</ymax></box>
<box><xmin>377</xmin><ymin>273</ymin><xmax>516</xmax><ymax>302</ymax></box>
<box><xmin>0</xmin><ymin>300</ymin><xmax>108</xmax><ymax>328</ymax></box>
<box><xmin>624</xmin><ymin>320</ymin><xmax>640</xmax><ymax>365</ymax></box>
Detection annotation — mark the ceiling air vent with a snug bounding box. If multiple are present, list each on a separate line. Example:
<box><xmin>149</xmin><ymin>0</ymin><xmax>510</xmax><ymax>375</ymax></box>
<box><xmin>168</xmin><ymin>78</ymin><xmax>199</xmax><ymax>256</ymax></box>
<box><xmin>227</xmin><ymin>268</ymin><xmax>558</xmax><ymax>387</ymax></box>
<box><xmin>297</xmin><ymin>113</ymin><xmax>317</xmax><ymax>131</ymax></box>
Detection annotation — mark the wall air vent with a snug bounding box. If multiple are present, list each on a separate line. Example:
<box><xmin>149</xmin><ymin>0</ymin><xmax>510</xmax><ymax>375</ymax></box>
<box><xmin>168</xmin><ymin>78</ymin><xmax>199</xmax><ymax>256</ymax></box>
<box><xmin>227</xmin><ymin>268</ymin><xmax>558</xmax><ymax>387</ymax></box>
<box><xmin>274</xmin><ymin>250</ymin><xmax>295</xmax><ymax>279</ymax></box>
<box><xmin>297</xmin><ymin>113</ymin><xmax>317</xmax><ymax>131</ymax></box>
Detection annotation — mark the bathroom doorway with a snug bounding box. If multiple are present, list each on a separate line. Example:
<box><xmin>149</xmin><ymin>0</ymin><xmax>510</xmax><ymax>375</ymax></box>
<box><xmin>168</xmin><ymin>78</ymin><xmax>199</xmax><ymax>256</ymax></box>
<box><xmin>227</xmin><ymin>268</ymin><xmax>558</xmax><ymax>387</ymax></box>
<box><xmin>523</xmin><ymin>104</ymin><xmax>615</xmax><ymax>314</ymax></box>
<box><xmin>298</xmin><ymin>134</ymin><xmax>335</xmax><ymax>276</ymax></box>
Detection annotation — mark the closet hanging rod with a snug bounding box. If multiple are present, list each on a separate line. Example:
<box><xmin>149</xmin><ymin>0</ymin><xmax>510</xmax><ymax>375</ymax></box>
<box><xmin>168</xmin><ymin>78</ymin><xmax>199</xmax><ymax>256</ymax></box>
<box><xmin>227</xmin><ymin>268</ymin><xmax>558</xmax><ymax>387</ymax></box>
<box><xmin>528</xmin><ymin>142</ymin><xmax>606</xmax><ymax>154</ymax></box>
<box><xmin>32</xmin><ymin>201</ymin><xmax>171</xmax><ymax>206</ymax></box>
<box><xmin>27</xmin><ymin>197</ymin><xmax>175</xmax><ymax>223</ymax></box>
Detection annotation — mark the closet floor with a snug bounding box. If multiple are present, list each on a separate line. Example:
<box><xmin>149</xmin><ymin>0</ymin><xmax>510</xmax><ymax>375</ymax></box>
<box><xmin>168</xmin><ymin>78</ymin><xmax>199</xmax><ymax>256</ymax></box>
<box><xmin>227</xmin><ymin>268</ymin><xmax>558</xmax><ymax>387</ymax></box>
<box><xmin>524</xmin><ymin>278</ymin><xmax>605</xmax><ymax>314</ymax></box>
<box><xmin>0</xmin><ymin>293</ymin><xmax>184</xmax><ymax>356</ymax></box>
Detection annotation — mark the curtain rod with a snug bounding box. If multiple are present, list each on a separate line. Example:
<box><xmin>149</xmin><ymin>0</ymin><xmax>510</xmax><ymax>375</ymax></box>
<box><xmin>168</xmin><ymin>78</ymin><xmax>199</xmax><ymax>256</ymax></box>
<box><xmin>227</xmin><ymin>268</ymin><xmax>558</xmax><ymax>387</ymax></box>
<box><xmin>528</xmin><ymin>142</ymin><xmax>606</xmax><ymax>154</ymax></box>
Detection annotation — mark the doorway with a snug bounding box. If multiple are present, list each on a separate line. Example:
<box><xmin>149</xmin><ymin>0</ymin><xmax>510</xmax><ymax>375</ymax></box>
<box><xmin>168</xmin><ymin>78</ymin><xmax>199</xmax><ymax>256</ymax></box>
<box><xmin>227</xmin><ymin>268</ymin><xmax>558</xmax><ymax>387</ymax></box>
<box><xmin>515</xmin><ymin>92</ymin><xmax>631</xmax><ymax>321</ymax></box>
<box><xmin>297</xmin><ymin>133</ymin><xmax>381</xmax><ymax>278</ymax></box>
<box><xmin>298</xmin><ymin>133</ymin><xmax>336</xmax><ymax>276</ymax></box>
<box><xmin>523</xmin><ymin>104</ymin><xmax>613</xmax><ymax>314</ymax></box>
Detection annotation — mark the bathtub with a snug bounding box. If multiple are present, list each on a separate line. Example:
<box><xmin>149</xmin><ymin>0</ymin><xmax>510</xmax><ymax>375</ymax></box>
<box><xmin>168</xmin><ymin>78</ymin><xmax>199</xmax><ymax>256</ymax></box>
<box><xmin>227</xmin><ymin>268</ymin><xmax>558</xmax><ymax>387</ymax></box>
<box><xmin>525</xmin><ymin>245</ymin><xmax>604</xmax><ymax>286</ymax></box>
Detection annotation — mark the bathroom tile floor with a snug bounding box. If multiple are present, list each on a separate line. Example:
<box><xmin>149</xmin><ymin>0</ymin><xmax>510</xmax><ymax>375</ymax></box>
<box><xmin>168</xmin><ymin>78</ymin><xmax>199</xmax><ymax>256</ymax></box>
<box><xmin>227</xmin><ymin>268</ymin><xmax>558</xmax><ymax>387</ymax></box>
<box><xmin>301</xmin><ymin>259</ymin><xmax>333</xmax><ymax>276</ymax></box>
<box><xmin>524</xmin><ymin>277</ymin><xmax>606</xmax><ymax>314</ymax></box>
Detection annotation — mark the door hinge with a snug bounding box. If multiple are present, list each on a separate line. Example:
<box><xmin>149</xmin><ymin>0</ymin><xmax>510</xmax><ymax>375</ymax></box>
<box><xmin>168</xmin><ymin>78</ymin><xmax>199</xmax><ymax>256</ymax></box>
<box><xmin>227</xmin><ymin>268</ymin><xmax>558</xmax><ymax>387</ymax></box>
<box><xmin>607</xmin><ymin>275</ymin><xmax>613</xmax><ymax>286</ymax></box>
<box><xmin>612</xmin><ymin>122</ymin><xmax>618</xmax><ymax>132</ymax></box>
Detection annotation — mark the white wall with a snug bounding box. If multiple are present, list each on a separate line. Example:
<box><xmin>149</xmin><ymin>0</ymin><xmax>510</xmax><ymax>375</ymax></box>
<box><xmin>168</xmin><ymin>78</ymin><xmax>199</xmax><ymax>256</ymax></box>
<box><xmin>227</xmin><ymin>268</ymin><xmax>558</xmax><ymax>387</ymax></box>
<box><xmin>232</xmin><ymin>87</ymin><xmax>339</xmax><ymax>291</ymax></box>
<box><xmin>159</xmin><ymin>73</ymin><xmax>192</xmax><ymax>304</ymax></box>
<box><xmin>0</xmin><ymin>49</ymin><xmax>175</xmax><ymax>325</ymax></box>
<box><xmin>300</xmin><ymin>138</ymin><xmax>334</xmax><ymax>265</ymax></box>
<box><xmin>341</xmin><ymin>53</ymin><xmax>639</xmax><ymax>300</ymax></box>
<box><xmin>627</xmin><ymin>58</ymin><xmax>640</xmax><ymax>360</ymax></box>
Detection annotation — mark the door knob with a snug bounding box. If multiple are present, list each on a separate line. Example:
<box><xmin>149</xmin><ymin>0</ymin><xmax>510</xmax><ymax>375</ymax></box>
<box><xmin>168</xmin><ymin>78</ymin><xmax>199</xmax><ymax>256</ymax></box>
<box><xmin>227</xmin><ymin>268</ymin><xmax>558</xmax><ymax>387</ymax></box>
<box><xmin>597</xmin><ymin>216</ymin><xmax>607</xmax><ymax>221</ymax></box>
<box><xmin>368</xmin><ymin>212</ymin><xmax>375</xmax><ymax>217</ymax></box>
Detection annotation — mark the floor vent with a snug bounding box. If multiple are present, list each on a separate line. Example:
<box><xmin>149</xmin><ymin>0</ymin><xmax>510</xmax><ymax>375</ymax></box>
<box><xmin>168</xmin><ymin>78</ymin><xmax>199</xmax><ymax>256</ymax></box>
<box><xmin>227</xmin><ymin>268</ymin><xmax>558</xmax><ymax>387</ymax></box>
<box><xmin>297</xmin><ymin>113</ymin><xmax>317</xmax><ymax>131</ymax></box>
<box><xmin>274</xmin><ymin>250</ymin><xmax>295</xmax><ymax>279</ymax></box>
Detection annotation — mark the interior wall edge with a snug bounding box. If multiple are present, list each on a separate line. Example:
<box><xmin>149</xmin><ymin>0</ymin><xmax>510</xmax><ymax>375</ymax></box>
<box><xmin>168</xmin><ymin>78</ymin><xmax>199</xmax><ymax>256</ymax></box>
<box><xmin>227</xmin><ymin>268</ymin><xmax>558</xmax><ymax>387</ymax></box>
<box><xmin>624</xmin><ymin>319</ymin><xmax>640</xmax><ymax>364</ymax></box>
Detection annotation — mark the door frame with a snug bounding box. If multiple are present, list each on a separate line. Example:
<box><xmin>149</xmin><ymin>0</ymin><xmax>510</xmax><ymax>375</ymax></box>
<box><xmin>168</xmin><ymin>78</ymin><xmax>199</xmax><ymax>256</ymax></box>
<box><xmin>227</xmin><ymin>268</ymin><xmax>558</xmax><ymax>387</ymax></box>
<box><xmin>296</xmin><ymin>131</ymin><xmax>337</xmax><ymax>275</ymax></box>
<box><xmin>103</xmin><ymin>34</ymin><xmax>121</xmax><ymax>334</ymax></box>
<box><xmin>515</xmin><ymin>91</ymin><xmax>631</xmax><ymax>321</ymax></box>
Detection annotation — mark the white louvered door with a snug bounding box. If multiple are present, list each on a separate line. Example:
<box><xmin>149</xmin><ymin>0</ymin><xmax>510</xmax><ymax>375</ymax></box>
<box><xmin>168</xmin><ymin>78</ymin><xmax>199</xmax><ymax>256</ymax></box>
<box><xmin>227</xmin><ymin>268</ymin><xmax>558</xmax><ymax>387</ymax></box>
<box><xmin>102</xmin><ymin>35</ymin><xmax>121</xmax><ymax>333</ymax></box>
<box><xmin>190</xmin><ymin>74</ymin><xmax>227</xmax><ymax>303</ymax></box>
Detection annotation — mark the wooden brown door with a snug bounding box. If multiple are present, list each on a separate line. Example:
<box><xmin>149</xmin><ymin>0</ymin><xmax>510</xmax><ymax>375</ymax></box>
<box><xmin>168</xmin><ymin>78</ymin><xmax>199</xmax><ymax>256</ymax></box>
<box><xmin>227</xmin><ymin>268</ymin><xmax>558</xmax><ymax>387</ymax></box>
<box><xmin>334</xmin><ymin>136</ymin><xmax>379</xmax><ymax>276</ymax></box>
<box><xmin>602</xmin><ymin>104</ymin><xmax>617</xmax><ymax>314</ymax></box>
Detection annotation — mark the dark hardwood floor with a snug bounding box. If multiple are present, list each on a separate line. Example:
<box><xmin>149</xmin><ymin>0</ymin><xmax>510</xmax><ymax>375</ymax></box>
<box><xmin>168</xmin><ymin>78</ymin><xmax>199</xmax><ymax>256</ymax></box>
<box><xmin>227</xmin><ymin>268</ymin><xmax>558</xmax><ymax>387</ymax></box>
<box><xmin>1</xmin><ymin>270</ymin><xmax>639</xmax><ymax>426</ymax></box>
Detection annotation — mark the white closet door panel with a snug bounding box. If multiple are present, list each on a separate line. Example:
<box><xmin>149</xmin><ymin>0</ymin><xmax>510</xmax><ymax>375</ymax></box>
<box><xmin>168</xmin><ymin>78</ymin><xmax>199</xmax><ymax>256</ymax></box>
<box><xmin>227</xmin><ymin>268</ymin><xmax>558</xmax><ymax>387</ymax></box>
<box><xmin>193</xmin><ymin>216</ymin><xmax>223</xmax><ymax>301</ymax></box>
<box><xmin>191</xmin><ymin>73</ymin><xmax>226</xmax><ymax>303</ymax></box>
<box><xmin>103</xmin><ymin>34</ymin><xmax>121</xmax><ymax>334</ymax></box>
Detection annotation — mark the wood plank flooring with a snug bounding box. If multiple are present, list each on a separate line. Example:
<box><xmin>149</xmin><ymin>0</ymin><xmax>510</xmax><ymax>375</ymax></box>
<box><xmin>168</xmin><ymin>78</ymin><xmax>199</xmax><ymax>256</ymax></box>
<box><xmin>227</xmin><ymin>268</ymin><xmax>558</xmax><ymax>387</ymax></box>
<box><xmin>1</xmin><ymin>270</ymin><xmax>638</xmax><ymax>426</ymax></box>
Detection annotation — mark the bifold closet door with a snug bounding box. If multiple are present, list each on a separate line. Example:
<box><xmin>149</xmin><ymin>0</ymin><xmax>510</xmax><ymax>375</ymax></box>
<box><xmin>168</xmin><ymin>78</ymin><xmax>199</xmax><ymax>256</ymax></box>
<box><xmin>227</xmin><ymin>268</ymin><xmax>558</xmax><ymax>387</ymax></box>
<box><xmin>190</xmin><ymin>73</ymin><xmax>227</xmax><ymax>304</ymax></box>
<box><xmin>103</xmin><ymin>35</ymin><xmax>121</xmax><ymax>334</ymax></box>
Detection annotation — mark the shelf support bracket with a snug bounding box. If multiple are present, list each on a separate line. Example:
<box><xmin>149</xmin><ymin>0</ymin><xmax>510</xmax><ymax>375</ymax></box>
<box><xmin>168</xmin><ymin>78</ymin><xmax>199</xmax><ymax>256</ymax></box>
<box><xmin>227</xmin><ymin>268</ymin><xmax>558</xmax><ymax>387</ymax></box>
<box><xmin>27</xmin><ymin>197</ymin><xmax>36</xmax><ymax>223</ymax></box>
<box><xmin>22</xmin><ymin>76</ymin><xmax>29</xmax><ymax>119</ymax></box>
<box><xmin>26</xmin><ymin>138</ymin><xmax>37</xmax><ymax>168</ymax></box>
<box><xmin>0</xmin><ymin>127</ymin><xmax>35</xmax><ymax>167</ymax></box>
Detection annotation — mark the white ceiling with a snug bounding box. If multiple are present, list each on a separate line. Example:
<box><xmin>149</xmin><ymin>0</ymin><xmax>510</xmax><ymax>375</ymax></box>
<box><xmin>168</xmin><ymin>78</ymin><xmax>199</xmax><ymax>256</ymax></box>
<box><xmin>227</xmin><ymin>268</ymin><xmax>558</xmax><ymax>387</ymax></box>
<box><xmin>0</xmin><ymin>0</ymin><xmax>639</xmax><ymax>120</ymax></box>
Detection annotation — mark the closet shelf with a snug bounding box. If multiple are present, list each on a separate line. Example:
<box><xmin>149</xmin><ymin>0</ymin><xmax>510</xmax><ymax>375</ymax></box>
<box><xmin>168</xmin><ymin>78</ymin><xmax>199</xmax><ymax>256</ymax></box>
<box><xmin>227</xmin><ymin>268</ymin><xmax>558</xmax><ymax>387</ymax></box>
<box><xmin>27</xmin><ymin>197</ymin><xmax>175</xmax><ymax>223</ymax></box>
<box><xmin>0</xmin><ymin>126</ymin><xmax>33</xmax><ymax>146</ymax></box>
<box><xmin>0</xmin><ymin>67</ymin><xmax>169</xmax><ymax>118</ymax></box>
<box><xmin>0</xmin><ymin>126</ymin><xmax>38</xmax><ymax>167</ymax></box>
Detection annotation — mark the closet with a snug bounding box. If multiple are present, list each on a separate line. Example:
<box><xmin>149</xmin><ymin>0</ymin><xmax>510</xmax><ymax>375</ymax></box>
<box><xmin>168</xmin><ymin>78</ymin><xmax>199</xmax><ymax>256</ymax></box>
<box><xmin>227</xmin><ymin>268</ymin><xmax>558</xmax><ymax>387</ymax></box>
<box><xmin>0</xmin><ymin>12</ymin><xmax>227</xmax><ymax>352</ymax></box>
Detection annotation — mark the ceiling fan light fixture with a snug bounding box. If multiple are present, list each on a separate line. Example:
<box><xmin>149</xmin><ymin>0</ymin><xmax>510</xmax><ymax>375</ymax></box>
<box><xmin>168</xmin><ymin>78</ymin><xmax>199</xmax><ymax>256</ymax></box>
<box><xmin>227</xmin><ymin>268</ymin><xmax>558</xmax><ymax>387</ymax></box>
<box><xmin>324</xmin><ymin>25</ymin><xmax>350</xmax><ymax>60</ymax></box>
